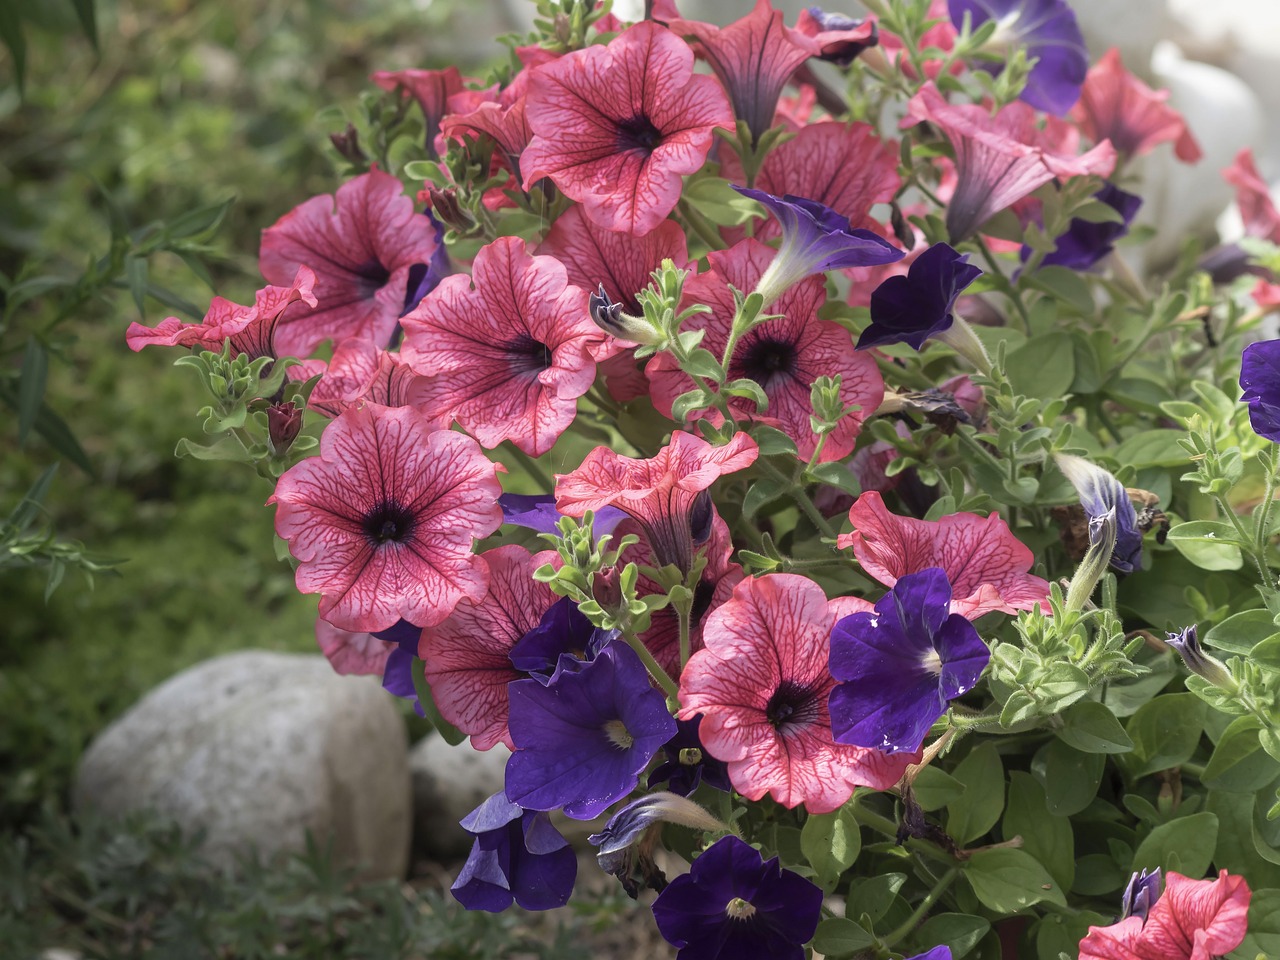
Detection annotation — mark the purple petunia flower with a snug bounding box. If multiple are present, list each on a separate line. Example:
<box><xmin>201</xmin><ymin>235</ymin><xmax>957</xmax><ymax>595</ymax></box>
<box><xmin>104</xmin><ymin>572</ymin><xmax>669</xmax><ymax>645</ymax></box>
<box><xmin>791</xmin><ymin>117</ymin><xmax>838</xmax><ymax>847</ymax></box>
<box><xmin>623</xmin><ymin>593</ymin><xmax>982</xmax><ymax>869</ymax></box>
<box><xmin>907</xmin><ymin>950</ymin><xmax>954</xmax><ymax>960</ymax></box>
<box><xmin>504</xmin><ymin>641</ymin><xmax>677</xmax><ymax>820</ymax></box>
<box><xmin>1022</xmin><ymin>182</ymin><xmax>1142</xmax><ymax>272</ymax></box>
<box><xmin>1241</xmin><ymin>339</ymin><xmax>1280</xmax><ymax>442</ymax></box>
<box><xmin>648</xmin><ymin>716</ymin><xmax>732</xmax><ymax>796</ymax></box>
<box><xmin>498</xmin><ymin>493</ymin><xmax>628</xmax><ymax>538</ymax></box>
<box><xmin>1055</xmin><ymin>454</ymin><xmax>1144</xmax><ymax>574</ymax></box>
<box><xmin>1120</xmin><ymin>867</ymin><xmax>1163</xmax><ymax>922</ymax></box>
<box><xmin>373</xmin><ymin>618</ymin><xmax>425</xmax><ymax>713</ymax></box>
<box><xmin>508</xmin><ymin>595</ymin><xmax>615</xmax><ymax>683</ymax></box>
<box><xmin>451</xmin><ymin>792</ymin><xmax>577</xmax><ymax>912</ymax></box>
<box><xmin>948</xmin><ymin>0</ymin><xmax>1089</xmax><ymax>116</ymax></box>
<box><xmin>828</xmin><ymin>568</ymin><xmax>989</xmax><ymax>755</ymax></box>
<box><xmin>857</xmin><ymin>242</ymin><xmax>983</xmax><ymax>351</ymax></box>
<box><xmin>731</xmin><ymin>186</ymin><xmax>904</xmax><ymax>307</ymax></box>
<box><xmin>651</xmin><ymin>834</ymin><xmax>823</xmax><ymax>960</ymax></box>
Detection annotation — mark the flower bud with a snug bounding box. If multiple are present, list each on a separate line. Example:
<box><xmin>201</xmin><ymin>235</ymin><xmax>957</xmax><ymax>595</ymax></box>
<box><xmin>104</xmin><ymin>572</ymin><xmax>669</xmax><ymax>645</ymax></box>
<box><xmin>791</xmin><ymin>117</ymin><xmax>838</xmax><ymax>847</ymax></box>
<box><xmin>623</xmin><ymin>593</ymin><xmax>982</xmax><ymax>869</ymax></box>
<box><xmin>329</xmin><ymin>123</ymin><xmax>367</xmax><ymax>164</ymax></box>
<box><xmin>591</xmin><ymin>565</ymin><xmax>623</xmax><ymax>613</ymax></box>
<box><xmin>424</xmin><ymin>185</ymin><xmax>471</xmax><ymax>233</ymax></box>
<box><xmin>1120</xmin><ymin>867</ymin><xmax>1162</xmax><ymax>922</ymax></box>
<box><xmin>589</xmin><ymin>284</ymin><xmax>660</xmax><ymax>345</ymax></box>
<box><xmin>1165</xmin><ymin>625</ymin><xmax>1235</xmax><ymax>689</ymax></box>
<box><xmin>267</xmin><ymin>401</ymin><xmax>303</xmax><ymax>456</ymax></box>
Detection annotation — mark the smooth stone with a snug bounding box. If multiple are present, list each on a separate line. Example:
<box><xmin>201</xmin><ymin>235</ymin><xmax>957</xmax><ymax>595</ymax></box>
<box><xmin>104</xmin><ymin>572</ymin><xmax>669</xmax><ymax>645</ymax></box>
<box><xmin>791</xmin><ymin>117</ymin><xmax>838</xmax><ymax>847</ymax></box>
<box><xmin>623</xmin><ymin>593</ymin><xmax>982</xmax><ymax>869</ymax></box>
<box><xmin>74</xmin><ymin>651</ymin><xmax>411</xmax><ymax>880</ymax></box>
<box><xmin>410</xmin><ymin>735</ymin><xmax>510</xmax><ymax>859</ymax></box>
<box><xmin>1072</xmin><ymin>0</ymin><xmax>1171</xmax><ymax>81</ymax></box>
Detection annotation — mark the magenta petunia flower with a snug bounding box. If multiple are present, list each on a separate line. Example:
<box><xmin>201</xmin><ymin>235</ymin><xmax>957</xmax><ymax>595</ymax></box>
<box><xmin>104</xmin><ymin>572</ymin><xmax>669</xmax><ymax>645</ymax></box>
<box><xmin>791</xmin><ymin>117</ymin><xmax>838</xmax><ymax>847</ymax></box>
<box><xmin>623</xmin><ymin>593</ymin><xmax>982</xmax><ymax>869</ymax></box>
<box><xmin>1078</xmin><ymin>870</ymin><xmax>1250</xmax><ymax>960</ymax></box>
<box><xmin>269</xmin><ymin>402</ymin><xmax>502</xmax><ymax>633</ymax></box>
<box><xmin>307</xmin><ymin>337</ymin><xmax>437</xmax><ymax>419</ymax></box>
<box><xmin>678</xmin><ymin>574</ymin><xmax>917</xmax><ymax>813</ymax></box>
<box><xmin>419</xmin><ymin>545</ymin><xmax>559</xmax><ymax>751</ymax></box>
<box><xmin>125</xmin><ymin>266</ymin><xmax>317</xmax><ymax>358</ymax></box>
<box><xmin>1223</xmin><ymin>148</ymin><xmax>1280</xmax><ymax>245</ymax></box>
<box><xmin>521</xmin><ymin>21</ymin><xmax>734</xmax><ymax>236</ymax></box>
<box><xmin>647</xmin><ymin>239</ymin><xmax>884</xmax><ymax>463</ymax></box>
<box><xmin>259</xmin><ymin>169</ymin><xmax>441</xmax><ymax>356</ymax></box>
<box><xmin>720</xmin><ymin>122</ymin><xmax>900</xmax><ymax>237</ymax></box>
<box><xmin>399</xmin><ymin>235</ymin><xmax>609</xmax><ymax>456</ymax></box>
<box><xmin>794</xmin><ymin>7</ymin><xmax>879</xmax><ymax>67</ymax></box>
<box><xmin>1072</xmin><ymin>48</ymin><xmax>1202</xmax><ymax>164</ymax></box>
<box><xmin>836</xmin><ymin>491</ymin><xmax>1050</xmax><ymax>619</ymax></box>
<box><xmin>372</xmin><ymin>66</ymin><xmax>467</xmax><ymax>154</ymax></box>
<box><xmin>664</xmin><ymin>0</ymin><xmax>820</xmax><ymax>145</ymax></box>
<box><xmin>555</xmin><ymin>431</ymin><xmax>759</xmax><ymax>574</ymax></box>
<box><xmin>903</xmin><ymin>82</ymin><xmax>1116</xmax><ymax>243</ymax></box>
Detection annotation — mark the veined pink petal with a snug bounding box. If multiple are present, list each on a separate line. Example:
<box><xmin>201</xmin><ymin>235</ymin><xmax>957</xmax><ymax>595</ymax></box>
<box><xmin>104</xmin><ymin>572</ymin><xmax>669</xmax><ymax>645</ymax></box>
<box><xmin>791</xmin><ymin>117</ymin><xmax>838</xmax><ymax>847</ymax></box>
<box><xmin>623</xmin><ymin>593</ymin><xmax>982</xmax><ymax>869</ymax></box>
<box><xmin>837</xmin><ymin>491</ymin><xmax>1049</xmax><ymax>618</ymax></box>
<box><xmin>440</xmin><ymin>96</ymin><xmax>534</xmax><ymax>184</ymax></box>
<box><xmin>420</xmin><ymin>545</ymin><xmax>559</xmax><ymax>751</ymax></box>
<box><xmin>307</xmin><ymin>337</ymin><xmax>438</xmax><ymax>419</ymax></box>
<box><xmin>678</xmin><ymin>574</ymin><xmax>916</xmax><ymax>813</ymax></box>
<box><xmin>269</xmin><ymin>403</ymin><xmax>503</xmax><ymax>633</ymax></box>
<box><xmin>1224</xmin><ymin>148</ymin><xmax>1280</xmax><ymax>244</ymax></box>
<box><xmin>315</xmin><ymin>617</ymin><xmax>394</xmax><ymax>676</ymax></box>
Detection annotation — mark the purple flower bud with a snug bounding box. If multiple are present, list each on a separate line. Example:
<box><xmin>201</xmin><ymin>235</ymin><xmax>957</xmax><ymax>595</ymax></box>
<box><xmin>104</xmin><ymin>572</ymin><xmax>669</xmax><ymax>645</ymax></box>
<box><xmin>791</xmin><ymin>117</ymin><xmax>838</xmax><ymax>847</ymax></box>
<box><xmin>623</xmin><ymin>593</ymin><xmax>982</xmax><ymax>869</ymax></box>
<box><xmin>1120</xmin><ymin>867</ymin><xmax>1163</xmax><ymax>922</ymax></box>
<box><xmin>1165</xmin><ymin>626</ymin><xmax>1235</xmax><ymax>689</ymax></box>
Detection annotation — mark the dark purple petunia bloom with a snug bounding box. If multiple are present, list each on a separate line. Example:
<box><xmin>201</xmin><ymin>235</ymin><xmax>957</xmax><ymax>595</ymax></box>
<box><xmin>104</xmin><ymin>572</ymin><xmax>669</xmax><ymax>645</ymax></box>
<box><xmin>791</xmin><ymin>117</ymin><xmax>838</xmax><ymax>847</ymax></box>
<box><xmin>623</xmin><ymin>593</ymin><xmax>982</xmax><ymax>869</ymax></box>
<box><xmin>1022</xmin><ymin>183</ymin><xmax>1142</xmax><ymax>271</ymax></box>
<box><xmin>508</xmin><ymin>595</ymin><xmax>615</xmax><ymax>683</ymax></box>
<box><xmin>828</xmin><ymin>568</ymin><xmax>989</xmax><ymax>755</ymax></box>
<box><xmin>1241</xmin><ymin>339</ymin><xmax>1280</xmax><ymax>442</ymax></box>
<box><xmin>498</xmin><ymin>493</ymin><xmax>628</xmax><ymax>538</ymax></box>
<box><xmin>731</xmin><ymin>186</ymin><xmax>904</xmax><ymax>306</ymax></box>
<box><xmin>906</xmin><ymin>950</ymin><xmax>953</xmax><ymax>960</ymax></box>
<box><xmin>857</xmin><ymin>242</ymin><xmax>983</xmax><ymax>351</ymax></box>
<box><xmin>1055</xmin><ymin>454</ymin><xmax>1144</xmax><ymax>574</ymax></box>
<box><xmin>1120</xmin><ymin>867</ymin><xmax>1163</xmax><ymax>922</ymax></box>
<box><xmin>649</xmin><ymin>716</ymin><xmax>732</xmax><ymax>796</ymax></box>
<box><xmin>948</xmin><ymin>0</ymin><xmax>1089</xmax><ymax>116</ymax></box>
<box><xmin>451</xmin><ymin>792</ymin><xmax>577</xmax><ymax>912</ymax></box>
<box><xmin>651</xmin><ymin>834</ymin><xmax>823</xmax><ymax>960</ymax></box>
<box><xmin>504</xmin><ymin>641</ymin><xmax>677</xmax><ymax>820</ymax></box>
<box><xmin>373</xmin><ymin>618</ymin><xmax>425</xmax><ymax>714</ymax></box>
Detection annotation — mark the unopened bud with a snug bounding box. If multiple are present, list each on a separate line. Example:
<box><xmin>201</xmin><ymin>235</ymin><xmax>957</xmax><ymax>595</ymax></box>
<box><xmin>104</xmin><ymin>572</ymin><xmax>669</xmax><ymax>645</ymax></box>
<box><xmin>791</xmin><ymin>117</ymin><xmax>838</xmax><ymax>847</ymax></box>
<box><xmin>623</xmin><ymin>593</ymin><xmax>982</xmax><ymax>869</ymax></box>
<box><xmin>592</xmin><ymin>566</ymin><xmax>623</xmax><ymax>613</ymax></box>
<box><xmin>329</xmin><ymin>124</ymin><xmax>367</xmax><ymax>164</ymax></box>
<box><xmin>1165</xmin><ymin>626</ymin><xmax>1235</xmax><ymax>689</ymax></box>
<box><xmin>267</xmin><ymin>401</ymin><xmax>304</xmax><ymax>456</ymax></box>
<box><xmin>424</xmin><ymin>185</ymin><xmax>471</xmax><ymax>233</ymax></box>
<box><xmin>588</xmin><ymin>284</ymin><xmax>660</xmax><ymax>345</ymax></box>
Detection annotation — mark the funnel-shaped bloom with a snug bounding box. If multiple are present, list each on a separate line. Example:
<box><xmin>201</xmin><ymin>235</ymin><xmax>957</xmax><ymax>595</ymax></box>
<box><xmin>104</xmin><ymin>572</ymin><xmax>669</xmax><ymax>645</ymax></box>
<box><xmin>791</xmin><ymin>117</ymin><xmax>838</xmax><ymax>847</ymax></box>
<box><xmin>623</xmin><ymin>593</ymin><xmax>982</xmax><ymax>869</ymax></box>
<box><xmin>372</xmin><ymin>66</ymin><xmax>467</xmax><ymax>154</ymax></box>
<box><xmin>904</xmin><ymin>83</ymin><xmax>1116</xmax><ymax>243</ymax></box>
<box><xmin>452</xmin><ymin>792</ymin><xmax>577</xmax><ymax>912</ymax></box>
<box><xmin>522</xmin><ymin>21</ymin><xmax>733</xmax><ymax>235</ymax></box>
<box><xmin>269</xmin><ymin>403</ymin><xmax>502</xmax><ymax>633</ymax></box>
<box><xmin>678</xmin><ymin>575</ymin><xmax>917</xmax><ymax>813</ymax></box>
<box><xmin>1241</xmin><ymin>338</ymin><xmax>1280</xmax><ymax>442</ymax></box>
<box><xmin>1055</xmin><ymin>454</ymin><xmax>1143</xmax><ymax>574</ymax></box>
<box><xmin>259</xmin><ymin>170</ymin><xmax>440</xmax><ymax>356</ymax></box>
<box><xmin>646</xmin><ymin>238</ymin><xmax>884</xmax><ymax>462</ymax></box>
<box><xmin>837</xmin><ymin>491</ymin><xmax>1050</xmax><ymax>618</ymax></box>
<box><xmin>1021</xmin><ymin>182</ymin><xmax>1141</xmax><ymax>272</ymax></box>
<box><xmin>307</xmin><ymin>337</ymin><xmax>436</xmax><ymax>419</ymax></box>
<box><xmin>400</xmin><ymin>236</ymin><xmax>608</xmax><ymax>456</ymax></box>
<box><xmin>505</xmin><ymin>641</ymin><xmax>677</xmax><ymax>819</ymax></box>
<box><xmin>664</xmin><ymin>0</ymin><xmax>820</xmax><ymax>145</ymax></box>
<box><xmin>732</xmin><ymin>186</ymin><xmax>904</xmax><ymax>306</ymax></box>
<box><xmin>1224</xmin><ymin>148</ymin><xmax>1280</xmax><ymax>244</ymax></box>
<box><xmin>556</xmin><ymin>431</ymin><xmax>759</xmax><ymax>574</ymax></box>
<box><xmin>829</xmin><ymin>568</ymin><xmax>989</xmax><ymax>754</ymax></box>
<box><xmin>1078</xmin><ymin>870</ymin><xmax>1250</xmax><ymax>960</ymax></box>
<box><xmin>858</xmin><ymin>242</ymin><xmax>983</xmax><ymax>350</ymax></box>
<box><xmin>1165</xmin><ymin>626</ymin><xmax>1234</xmax><ymax>689</ymax></box>
<box><xmin>651</xmin><ymin>834</ymin><xmax>823</xmax><ymax>960</ymax></box>
<box><xmin>794</xmin><ymin>8</ymin><xmax>879</xmax><ymax>67</ymax></box>
<box><xmin>1072</xmin><ymin>48</ymin><xmax>1202</xmax><ymax>163</ymax></box>
<box><xmin>649</xmin><ymin>715</ymin><xmax>732</xmax><ymax>796</ymax></box>
<box><xmin>948</xmin><ymin>0</ymin><xmax>1088</xmax><ymax>115</ymax></box>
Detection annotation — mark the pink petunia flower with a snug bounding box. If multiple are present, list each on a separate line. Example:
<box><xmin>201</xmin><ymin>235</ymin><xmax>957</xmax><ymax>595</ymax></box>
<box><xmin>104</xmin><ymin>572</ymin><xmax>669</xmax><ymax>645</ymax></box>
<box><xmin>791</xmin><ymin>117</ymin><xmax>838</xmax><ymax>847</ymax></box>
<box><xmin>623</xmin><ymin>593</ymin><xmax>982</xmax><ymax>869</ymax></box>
<box><xmin>521</xmin><ymin>21</ymin><xmax>734</xmax><ymax>236</ymax></box>
<box><xmin>307</xmin><ymin>337</ymin><xmax>437</xmax><ymax>419</ymax></box>
<box><xmin>1078</xmin><ymin>870</ymin><xmax>1250</xmax><ymax>960</ymax></box>
<box><xmin>259</xmin><ymin>169</ymin><xmax>440</xmax><ymax>357</ymax></box>
<box><xmin>399</xmin><ymin>235</ymin><xmax>608</xmax><ymax>456</ymax></box>
<box><xmin>836</xmin><ymin>490</ymin><xmax>1050</xmax><ymax>619</ymax></box>
<box><xmin>125</xmin><ymin>266</ymin><xmax>317</xmax><ymax>357</ymax></box>
<box><xmin>1224</xmin><ymin>148</ymin><xmax>1280</xmax><ymax>244</ymax></box>
<box><xmin>419</xmin><ymin>544</ymin><xmax>560</xmax><ymax>751</ymax></box>
<box><xmin>646</xmin><ymin>239</ymin><xmax>884</xmax><ymax>462</ymax></box>
<box><xmin>1071</xmin><ymin>48</ymin><xmax>1201</xmax><ymax>164</ymax></box>
<box><xmin>1254</xmin><ymin>277</ymin><xmax>1280</xmax><ymax>311</ymax></box>
<box><xmin>269</xmin><ymin>402</ymin><xmax>503</xmax><ymax>633</ymax></box>
<box><xmin>555</xmin><ymin>430</ymin><xmax>758</xmax><ymax>574</ymax></box>
<box><xmin>664</xmin><ymin>0</ymin><xmax>819</xmax><ymax>145</ymax></box>
<box><xmin>903</xmin><ymin>82</ymin><xmax>1116</xmax><ymax>243</ymax></box>
<box><xmin>720</xmin><ymin>122</ymin><xmax>900</xmax><ymax>237</ymax></box>
<box><xmin>877</xmin><ymin>0</ymin><xmax>957</xmax><ymax>81</ymax></box>
<box><xmin>372</xmin><ymin>66</ymin><xmax>467</xmax><ymax>152</ymax></box>
<box><xmin>314</xmin><ymin>617</ymin><xmax>394</xmax><ymax>676</ymax></box>
<box><xmin>677</xmin><ymin>574</ymin><xmax>916</xmax><ymax>813</ymax></box>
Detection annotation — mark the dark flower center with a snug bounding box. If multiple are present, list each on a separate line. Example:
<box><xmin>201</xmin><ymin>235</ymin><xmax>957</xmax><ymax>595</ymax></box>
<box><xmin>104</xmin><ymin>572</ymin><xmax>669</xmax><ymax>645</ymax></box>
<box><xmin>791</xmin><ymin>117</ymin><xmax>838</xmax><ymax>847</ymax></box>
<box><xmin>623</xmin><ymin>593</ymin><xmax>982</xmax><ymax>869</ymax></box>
<box><xmin>765</xmin><ymin>680</ymin><xmax>819</xmax><ymax>731</ymax></box>
<box><xmin>353</xmin><ymin>258</ymin><xmax>392</xmax><ymax>299</ymax></box>
<box><xmin>741</xmin><ymin>338</ymin><xmax>798</xmax><ymax>386</ymax></box>
<box><xmin>363</xmin><ymin>501</ymin><xmax>415</xmax><ymax>545</ymax></box>
<box><xmin>616</xmin><ymin>115</ymin><xmax>663</xmax><ymax>152</ymax></box>
<box><xmin>507</xmin><ymin>333</ymin><xmax>554</xmax><ymax>376</ymax></box>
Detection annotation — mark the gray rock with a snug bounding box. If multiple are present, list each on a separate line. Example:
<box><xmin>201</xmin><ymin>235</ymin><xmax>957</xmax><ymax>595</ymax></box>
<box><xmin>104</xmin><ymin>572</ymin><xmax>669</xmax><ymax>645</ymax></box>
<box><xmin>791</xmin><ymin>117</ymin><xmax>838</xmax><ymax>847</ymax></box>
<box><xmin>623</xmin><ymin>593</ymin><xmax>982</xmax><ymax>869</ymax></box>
<box><xmin>74</xmin><ymin>651</ymin><xmax>411</xmax><ymax>880</ymax></box>
<box><xmin>409</xmin><ymin>735</ymin><xmax>510</xmax><ymax>859</ymax></box>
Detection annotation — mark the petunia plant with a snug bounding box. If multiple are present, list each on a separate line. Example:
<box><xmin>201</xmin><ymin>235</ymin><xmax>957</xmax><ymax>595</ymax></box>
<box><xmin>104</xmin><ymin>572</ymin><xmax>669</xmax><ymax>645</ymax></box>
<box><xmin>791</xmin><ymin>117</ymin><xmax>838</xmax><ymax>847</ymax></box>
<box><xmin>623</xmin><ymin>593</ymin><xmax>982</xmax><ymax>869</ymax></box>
<box><xmin>130</xmin><ymin>0</ymin><xmax>1280</xmax><ymax>957</ymax></box>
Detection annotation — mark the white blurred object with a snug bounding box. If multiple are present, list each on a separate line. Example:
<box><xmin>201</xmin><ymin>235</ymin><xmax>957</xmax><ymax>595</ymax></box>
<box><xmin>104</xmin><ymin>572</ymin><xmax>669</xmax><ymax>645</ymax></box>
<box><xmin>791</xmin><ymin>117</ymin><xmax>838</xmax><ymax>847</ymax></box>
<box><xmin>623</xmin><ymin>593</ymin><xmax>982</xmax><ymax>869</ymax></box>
<box><xmin>1070</xmin><ymin>0</ymin><xmax>1170</xmax><ymax>81</ymax></box>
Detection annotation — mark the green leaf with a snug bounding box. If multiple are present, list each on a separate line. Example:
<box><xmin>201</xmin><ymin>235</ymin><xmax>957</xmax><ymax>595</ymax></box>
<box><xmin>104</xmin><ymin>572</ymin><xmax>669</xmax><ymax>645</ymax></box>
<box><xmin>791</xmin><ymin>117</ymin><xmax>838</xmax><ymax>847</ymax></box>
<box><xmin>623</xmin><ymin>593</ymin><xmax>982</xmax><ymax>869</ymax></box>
<box><xmin>915</xmin><ymin>913</ymin><xmax>989</xmax><ymax>960</ymax></box>
<box><xmin>1233</xmin><ymin>888</ymin><xmax>1280</xmax><ymax>959</ymax></box>
<box><xmin>807</xmin><ymin>461</ymin><xmax>860</xmax><ymax>496</ymax></box>
<box><xmin>1005</xmin><ymin>332</ymin><xmax>1075</xmax><ymax>400</ymax></box>
<box><xmin>742</xmin><ymin>478</ymin><xmax>787</xmax><ymax>518</ymax></box>
<box><xmin>683</xmin><ymin>348</ymin><xmax>726</xmax><ymax>381</ymax></box>
<box><xmin>1071</xmin><ymin>853</ymin><xmax>1127</xmax><ymax>895</ymax></box>
<box><xmin>0</xmin><ymin>2</ymin><xmax>26</xmax><ymax>95</ymax></box>
<box><xmin>126</xmin><ymin>256</ymin><xmax>148</xmax><ymax>318</ymax></box>
<box><xmin>751</xmin><ymin>425</ymin><xmax>797</xmax><ymax>458</ymax></box>
<box><xmin>410</xmin><ymin>656</ymin><xmax>466</xmax><ymax>746</ymax></box>
<box><xmin>811</xmin><ymin>918</ymin><xmax>875</xmax><ymax>957</ymax></box>
<box><xmin>1207</xmin><ymin>790</ymin><xmax>1280</xmax><ymax>889</ymax></box>
<box><xmin>1204</xmin><ymin>717</ymin><xmax>1276</xmax><ymax>792</ymax></box>
<box><xmin>17</xmin><ymin>337</ymin><xmax>48</xmax><ymax>446</ymax></box>
<box><xmin>1204</xmin><ymin>610</ymin><xmax>1276</xmax><ymax>655</ymax></box>
<box><xmin>1003</xmin><ymin>772</ymin><xmax>1075</xmax><ymax>891</ymax></box>
<box><xmin>913</xmin><ymin>765</ymin><xmax>965</xmax><ymax>811</ymax></box>
<box><xmin>1032</xmin><ymin>739</ymin><xmax>1104</xmax><ymax>816</ymax></box>
<box><xmin>1166</xmin><ymin>521</ymin><xmax>1244</xmax><ymax>571</ymax></box>
<box><xmin>964</xmin><ymin>848</ymin><xmax>1067</xmax><ymax>912</ymax></box>
<box><xmin>9</xmin><ymin>463</ymin><xmax>58</xmax><ymax>530</ymax></box>
<box><xmin>1131</xmin><ymin>812</ymin><xmax>1218</xmax><ymax>877</ymax></box>
<box><xmin>1251</xmin><ymin>779</ymin><xmax>1280</xmax><ymax>865</ymax></box>
<box><xmin>849</xmin><ymin>872</ymin><xmax>906</xmax><ymax>925</ymax></box>
<box><xmin>173</xmin><ymin>437</ymin><xmax>249</xmax><ymax>461</ymax></box>
<box><xmin>947</xmin><ymin>743</ymin><xmax>1004</xmax><ymax>844</ymax></box>
<box><xmin>682</xmin><ymin>174</ymin><xmax>764</xmax><ymax>227</ymax></box>
<box><xmin>67</xmin><ymin>0</ymin><xmax>99</xmax><ymax>48</ymax></box>
<box><xmin>1036</xmin><ymin>911</ymin><xmax>1109</xmax><ymax>960</ymax></box>
<box><xmin>1112</xmin><ymin>429</ymin><xmax>1190</xmax><ymax>469</ymax></box>
<box><xmin>1124</xmin><ymin>693</ymin><xmax>1207</xmax><ymax>776</ymax></box>
<box><xmin>801</xmin><ymin>806</ymin><xmax>860</xmax><ymax>887</ymax></box>
<box><xmin>671</xmin><ymin>388</ymin><xmax>709</xmax><ymax>423</ymax></box>
<box><xmin>166</xmin><ymin>196</ymin><xmax>234</xmax><ymax>239</ymax></box>
<box><xmin>1026</xmin><ymin>267</ymin><xmax>1095</xmax><ymax>315</ymax></box>
<box><xmin>1057</xmin><ymin>700</ymin><xmax>1134</xmax><ymax>754</ymax></box>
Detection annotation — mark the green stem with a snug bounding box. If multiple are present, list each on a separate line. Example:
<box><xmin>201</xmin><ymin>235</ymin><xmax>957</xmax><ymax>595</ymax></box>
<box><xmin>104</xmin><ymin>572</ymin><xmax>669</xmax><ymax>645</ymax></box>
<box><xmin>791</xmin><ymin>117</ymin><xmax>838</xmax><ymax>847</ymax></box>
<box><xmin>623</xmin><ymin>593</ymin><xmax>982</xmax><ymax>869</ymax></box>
<box><xmin>882</xmin><ymin>868</ymin><xmax>960</xmax><ymax>947</ymax></box>
<box><xmin>504</xmin><ymin>441</ymin><xmax>554</xmax><ymax>493</ymax></box>
<box><xmin>621</xmin><ymin>625</ymin><xmax>680</xmax><ymax>699</ymax></box>
<box><xmin>1255</xmin><ymin>444</ymin><xmax>1279</xmax><ymax>589</ymax></box>
<box><xmin>758</xmin><ymin>459</ymin><xmax>838</xmax><ymax>539</ymax></box>
<box><xmin>849</xmin><ymin>804</ymin><xmax>957</xmax><ymax>865</ymax></box>
<box><xmin>971</xmin><ymin>234</ymin><xmax>1031</xmax><ymax>333</ymax></box>
<box><xmin>679</xmin><ymin>198</ymin><xmax>726</xmax><ymax>252</ymax></box>
<box><xmin>677</xmin><ymin>594</ymin><xmax>693</xmax><ymax>672</ymax></box>
<box><xmin>1215</xmin><ymin>492</ymin><xmax>1272</xmax><ymax>594</ymax></box>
